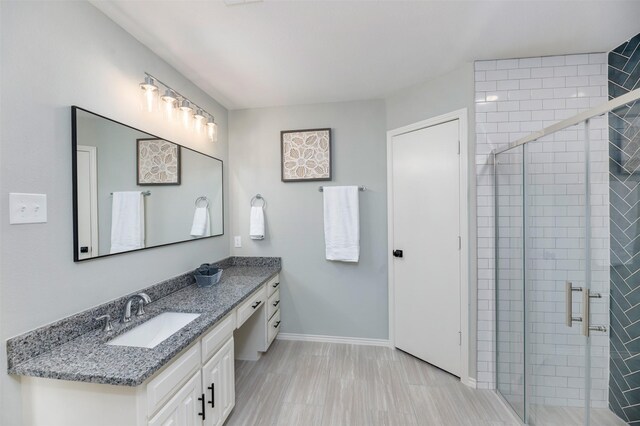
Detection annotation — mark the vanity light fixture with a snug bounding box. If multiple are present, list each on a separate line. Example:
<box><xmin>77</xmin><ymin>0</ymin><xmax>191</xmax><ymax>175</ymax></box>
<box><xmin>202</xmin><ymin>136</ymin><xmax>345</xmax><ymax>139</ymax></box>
<box><xmin>142</xmin><ymin>72</ymin><xmax>218</xmax><ymax>141</ymax></box>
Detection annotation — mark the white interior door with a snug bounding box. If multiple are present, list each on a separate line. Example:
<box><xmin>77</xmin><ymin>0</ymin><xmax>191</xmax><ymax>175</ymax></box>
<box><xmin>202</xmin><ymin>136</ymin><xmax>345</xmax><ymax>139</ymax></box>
<box><xmin>391</xmin><ymin>119</ymin><xmax>462</xmax><ymax>377</ymax></box>
<box><xmin>76</xmin><ymin>145</ymin><xmax>98</xmax><ymax>260</ymax></box>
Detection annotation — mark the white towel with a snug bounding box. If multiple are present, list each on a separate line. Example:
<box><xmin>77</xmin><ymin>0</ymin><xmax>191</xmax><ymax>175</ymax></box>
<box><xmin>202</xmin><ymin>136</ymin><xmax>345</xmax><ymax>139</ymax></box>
<box><xmin>323</xmin><ymin>186</ymin><xmax>360</xmax><ymax>262</ymax></box>
<box><xmin>190</xmin><ymin>207</ymin><xmax>211</xmax><ymax>237</ymax></box>
<box><xmin>110</xmin><ymin>192</ymin><xmax>145</xmax><ymax>254</ymax></box>
<box><xmin>250</xmin><ymin>206</ymin><xmax>265</xmax><ymax>240</ymax></box>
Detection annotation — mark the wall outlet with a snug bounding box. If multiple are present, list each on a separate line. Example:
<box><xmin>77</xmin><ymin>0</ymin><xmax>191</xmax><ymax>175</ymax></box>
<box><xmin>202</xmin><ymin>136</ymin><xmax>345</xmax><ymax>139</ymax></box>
<box><xmin>9</xmin><ymin>193</ymin><xmax>47</xmax><ymax>224</ymax></box>
<box><xmin>234</xmin><ymin>236</ymin><xmax>242</xmax><ymax>248</ymax></box>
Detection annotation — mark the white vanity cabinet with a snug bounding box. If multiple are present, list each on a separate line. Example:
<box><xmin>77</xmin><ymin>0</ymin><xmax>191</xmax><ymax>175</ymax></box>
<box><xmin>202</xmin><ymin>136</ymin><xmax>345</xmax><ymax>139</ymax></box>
<box><xmin>22</xmin><ymin>313</ymin><xmax>236</xmax><ymax>426</ymax></box>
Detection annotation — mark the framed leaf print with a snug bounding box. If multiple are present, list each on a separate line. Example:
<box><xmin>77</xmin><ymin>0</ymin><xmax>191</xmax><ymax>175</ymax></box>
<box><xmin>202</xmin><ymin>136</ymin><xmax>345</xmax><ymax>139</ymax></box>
<box><xmin>136</xmin><ymin>138</ymin><xmax>181</xmax><ymax>185</ymax></box>
<box><xmin>281</xmin><ymin>128</ymin><xmax>331</xmax><ymax>182</ymax></box>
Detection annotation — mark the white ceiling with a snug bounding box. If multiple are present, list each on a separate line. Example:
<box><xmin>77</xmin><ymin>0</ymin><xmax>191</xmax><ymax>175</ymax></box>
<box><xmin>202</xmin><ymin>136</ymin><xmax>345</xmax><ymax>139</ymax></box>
<box><xmin>93</xmin><ymin>0</ymin><xmax>640</xmax><ymax>110</ymax></box>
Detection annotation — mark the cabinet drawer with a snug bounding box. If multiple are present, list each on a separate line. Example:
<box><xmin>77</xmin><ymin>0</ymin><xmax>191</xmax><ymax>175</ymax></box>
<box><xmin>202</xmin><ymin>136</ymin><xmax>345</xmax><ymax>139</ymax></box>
<box><xmin>267</xmin><ymin>289</ymin><xmax>280</xmax><ymax>320</ymax></box>
<box><xmin>267</xmin><ymin>309</ymin><xmax>281</xmax><ymax>347</ymax></box>
<box><xmin>266</xmin><ymin>274</ymin><xmax>280</xmax><ymax>297</ymax></box>
<box><xmin>236</xmin><ymin>285</ymin><xmax>267</xmax><ymax>329</ymax></box>
<box><xmin>201</xmin><ymin>313</ymin><xmax>235</xmax><ymax>363</ymax></box>
<box><xmin>147</xmin><ymin>342</ymin><xmax>201</xmax><ymax>416</ymax></box>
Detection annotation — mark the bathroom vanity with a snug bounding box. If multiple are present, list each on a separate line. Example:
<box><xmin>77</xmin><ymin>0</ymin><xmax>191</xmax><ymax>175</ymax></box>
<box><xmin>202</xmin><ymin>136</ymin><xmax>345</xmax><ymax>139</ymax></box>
<box><xmin>7</xmin><ymin>258</ymin><xmax>281</xmax><ymax>426</ymax></box>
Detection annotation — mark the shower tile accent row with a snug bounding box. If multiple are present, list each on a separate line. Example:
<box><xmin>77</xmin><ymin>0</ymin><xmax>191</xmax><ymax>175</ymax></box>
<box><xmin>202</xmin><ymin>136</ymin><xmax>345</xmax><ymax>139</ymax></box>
<box><xmin>608</xmin><ymin>32</ymin><xmax>640</xmax><ymax>425</ymax></box>
<box><xmin>474</xmin><ymin>54</ymin><xmax>609</xmax><ymax>410</ymax></box>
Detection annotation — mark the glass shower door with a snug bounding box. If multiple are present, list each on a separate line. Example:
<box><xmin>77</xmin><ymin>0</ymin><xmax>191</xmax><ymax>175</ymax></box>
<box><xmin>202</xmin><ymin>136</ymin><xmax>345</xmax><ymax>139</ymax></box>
<box><xmin>524</xmin><ymin>129</ymin><xmax>591</xmax><ymax>425</ymax></box>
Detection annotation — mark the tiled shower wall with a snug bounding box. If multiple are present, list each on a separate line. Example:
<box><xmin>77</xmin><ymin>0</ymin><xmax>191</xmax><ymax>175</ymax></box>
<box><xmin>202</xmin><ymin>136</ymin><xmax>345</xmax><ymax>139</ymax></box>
<box><xmin>608</xmin><ymin>32</ymin><xmax>640</xmax><ymax>424</ymax></box>
<box><xmin>475</xmin><ymin>54</ymin><xmax>609</xmax><ymax>407</ymax></box>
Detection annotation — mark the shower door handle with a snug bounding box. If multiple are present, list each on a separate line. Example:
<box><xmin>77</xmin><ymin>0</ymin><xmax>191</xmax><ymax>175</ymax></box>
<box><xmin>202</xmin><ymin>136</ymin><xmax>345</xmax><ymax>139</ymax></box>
<box><xmin>565</xmin><ymin>281</ymin><xmax>583</xmax><ymax>327</ymax></box>
<box><xmin>583</xmin><ymin>289</ymin><xmax>606</xmax><ymax>337</ymax></box>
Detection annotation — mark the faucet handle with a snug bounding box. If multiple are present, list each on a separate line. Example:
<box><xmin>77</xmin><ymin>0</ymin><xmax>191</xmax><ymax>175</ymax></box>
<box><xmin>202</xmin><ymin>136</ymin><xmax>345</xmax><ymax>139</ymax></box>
<box><xmin>94</xmin><ymin>314</ymin><xmax>113</xmax><ymax>332</ymax></box>
<box><xmin>136</xmin><ymin>299</ymin><xmax>146</xmax><ymax>316</ymax></box>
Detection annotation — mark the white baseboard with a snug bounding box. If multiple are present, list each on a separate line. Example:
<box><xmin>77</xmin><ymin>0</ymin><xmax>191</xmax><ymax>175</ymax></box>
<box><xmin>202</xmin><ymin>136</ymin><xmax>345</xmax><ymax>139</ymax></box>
<box><xmin>463</xmin><ymin>377</ymin><xmax>477</xmax><ymax>388</ymax></box>
<box><xmin>276</xmin><ymin>333</ymin><xmax>391</xmax><ymax>347</ymax></box>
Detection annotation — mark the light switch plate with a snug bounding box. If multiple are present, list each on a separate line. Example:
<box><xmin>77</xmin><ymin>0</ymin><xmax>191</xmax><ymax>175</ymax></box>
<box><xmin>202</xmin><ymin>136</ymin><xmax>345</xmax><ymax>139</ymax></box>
<box><xmin>9</xmin><ymin>193</ymin><xmax>47</xmax><ymax>224</ymax></box>
<box><xmin>234</xmin><ymin>236</ymin><xmax>242</xmax><ymax>248</ymax></box>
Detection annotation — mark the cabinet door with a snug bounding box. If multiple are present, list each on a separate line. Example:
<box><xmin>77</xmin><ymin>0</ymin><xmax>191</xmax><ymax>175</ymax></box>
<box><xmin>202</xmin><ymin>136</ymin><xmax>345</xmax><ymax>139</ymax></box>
<box><xmin>220</xmin><ymin>338</ymin><xmax>235</xmax><ymax>421</ymax></box>
<box><xmin>148</xmin><ymin>371</ymin><xmax>203</xmax><ymax>426</ymax></box>
<box><xmin>202</xmin><ymin>337</ymin><xmax>235</xmax><ymax>426</ymax></box>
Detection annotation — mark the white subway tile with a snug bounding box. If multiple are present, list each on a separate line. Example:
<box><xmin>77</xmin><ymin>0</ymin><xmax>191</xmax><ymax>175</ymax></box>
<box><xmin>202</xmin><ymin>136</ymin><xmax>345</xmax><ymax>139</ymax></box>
<box><xmin>486</xmin><ymin>70</ymin><xmax>509</xmax><ymax>81</ymax></box>
<box><xmin>542</xmin><ymin>77</ymin><xmax>566</xmax><ymax>89</ymax></box>
<box><xmin>565</xmin><ymin>54</ymin><xmax>589</xmax><ymax>65</ymax></box>
<box><xmin>541</xmin><ymin>56</ymin><xmax>566</xmax><ymax>67</ymax></box>
<box><xmin>566</xmin><ymin>76</ymin><xmax>590</xmax><ymax>87</ymax></box>
<box><xmin>497</xmin><ymin>80</ymin><xmax>519</xmax><ymax>91</ymax></box>
<box><xmin>496</xmin><ymin>59</ymin><xmax>519</xmax><ymax>70</ymax></box>
<box><xmin>508</xmin><ymin>68</ymin><xmax>531</xmax><ymax>79</ymax></box>
<box><xmin>578</xmin><ymin>64</ymin><xmax>602</xmax><ymax>76</ymax></box>
<box><xmin>476</xmin><ymin>81</ymin><xmax>497</xmax><ymax>91</ymax></box>
<box><xmin>528</xmin><ymin>90</ymin><xmax>552</xmax><ymax>101</ymax></box>
<box><xmin>554</xmin><ymin>66</ymin><xmax>578</xmax><ymax>77</ymax></box>
<box><xmin>520</xmin><ymin>79</ymin><xmax>543</xmax><ymax>89</ymax></box>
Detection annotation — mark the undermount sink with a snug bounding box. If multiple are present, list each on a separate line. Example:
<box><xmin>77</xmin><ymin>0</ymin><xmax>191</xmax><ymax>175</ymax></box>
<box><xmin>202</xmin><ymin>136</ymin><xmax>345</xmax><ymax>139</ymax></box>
<box><xmin>106</xmin><ymin>312</ymin><xmax>201</xmax><ymax>349</ymax></box>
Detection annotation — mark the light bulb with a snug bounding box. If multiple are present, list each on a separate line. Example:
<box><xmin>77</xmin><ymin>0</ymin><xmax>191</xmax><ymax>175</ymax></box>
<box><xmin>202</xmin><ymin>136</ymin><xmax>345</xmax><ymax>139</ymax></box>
<box><xmin>194</xmin><ymin>109</ymin><xmax>206</xmax><ymax>132</ymax></box>
<box><xmin>139</xmin><ymin>76</ymin><xmax>158</xmax><ymax>113</ymax></box>
<box><xmin>161</xmin><ymin>89</ymin><xmax>177</xmax><ymax>120</ymax></box>
<box><xmin>206</xmin><ymin>117</ymin><xmax>218</xmax><ymax>142</ymax></box>
<box><xmin>179</xmin><ymin>100</ymin><xmax>192</xmax><ymax>128</ymax></box>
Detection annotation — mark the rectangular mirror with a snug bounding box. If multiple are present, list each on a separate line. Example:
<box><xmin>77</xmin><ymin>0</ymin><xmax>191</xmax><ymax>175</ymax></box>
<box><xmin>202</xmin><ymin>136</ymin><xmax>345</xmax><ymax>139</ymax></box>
<box><xmin>72</xmin><ymin>106</ymin><xmax>223</xmax><ymax>261</ymax></box>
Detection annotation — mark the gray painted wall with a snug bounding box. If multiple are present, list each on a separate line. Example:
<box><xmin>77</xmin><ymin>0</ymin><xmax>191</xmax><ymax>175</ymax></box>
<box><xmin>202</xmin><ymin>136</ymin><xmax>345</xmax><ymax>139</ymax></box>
<box><xmin>229</xmin><ymin>100</ymin><xmax>389</xmax><ymax>339</ymax></box>
<box><xmin>385</xmin><ymin>63</ymin><xmax>478</xmax><ymax>379</ymax></box>
<box><xmin>0</xmin><ymin>2</ymin><xmax>229</xmax><ymax>425</ymax></box>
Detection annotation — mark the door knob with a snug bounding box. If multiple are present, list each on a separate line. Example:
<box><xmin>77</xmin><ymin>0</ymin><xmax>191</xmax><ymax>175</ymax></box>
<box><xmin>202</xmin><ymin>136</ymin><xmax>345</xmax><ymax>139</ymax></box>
<box><xmin>393</xmin><ymin>250</ymin><xmax>403</xmax><ymax>258</ymax></box>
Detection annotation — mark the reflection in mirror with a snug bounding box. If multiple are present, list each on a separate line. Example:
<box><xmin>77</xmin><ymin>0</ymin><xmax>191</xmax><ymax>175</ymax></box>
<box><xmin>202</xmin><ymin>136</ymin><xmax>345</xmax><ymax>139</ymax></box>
<box><xmin>72</xmin><ymin>107</ymin><xmax>223</xmax><ymax>261</ymax></box>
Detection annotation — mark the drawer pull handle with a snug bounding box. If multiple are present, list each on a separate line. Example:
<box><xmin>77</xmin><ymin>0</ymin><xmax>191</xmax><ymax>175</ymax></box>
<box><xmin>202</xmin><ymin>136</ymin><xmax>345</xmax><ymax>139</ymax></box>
<box><xmin>274</xmin><ymin>320</ymin><xmax>281</xmax><ymax>328</ymax></box>
<box><xmin>273</xmin><ymin>282</ymin><xmax>280</xmax><ymax>288</ymax></box>
<box><xmin>273</xmin><ymin>300</ymin><xmax>280</xmax><ymax>307</ymax></box>
<box><xmin>207</xmin><ymin>383</ymin><xmax>215</xmax><ymax>408</ymax></box>
<box><xmin>198</xmin><ymin>394</ymin><xmax>206</xmax><ymax>420</ymax></box>
<box><xmin>252</xmin><ymin>301</ymin><xmax>262</xmax><ymax>309</ymax></box>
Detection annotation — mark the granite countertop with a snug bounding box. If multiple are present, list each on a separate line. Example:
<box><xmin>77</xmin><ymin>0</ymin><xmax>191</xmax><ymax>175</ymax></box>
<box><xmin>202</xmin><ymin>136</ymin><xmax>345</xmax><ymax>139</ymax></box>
<box><xmin>9</xmin><ymin>265</ymin><xmax>280</xmax><ymax>386</ymax></box>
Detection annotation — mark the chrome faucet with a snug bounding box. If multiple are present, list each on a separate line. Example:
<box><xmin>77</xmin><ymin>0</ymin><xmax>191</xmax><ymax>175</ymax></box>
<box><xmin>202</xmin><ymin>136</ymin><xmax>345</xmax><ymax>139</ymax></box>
<box><xmin>121</xmin><ymin>293</ymin><xmax>152</xmax><ymax>323</ymax></box>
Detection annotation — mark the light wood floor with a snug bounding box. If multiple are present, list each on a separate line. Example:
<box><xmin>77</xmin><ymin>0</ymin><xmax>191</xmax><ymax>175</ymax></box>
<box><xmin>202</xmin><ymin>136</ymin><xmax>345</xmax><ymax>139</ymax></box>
<box><xmin>225</xmin><ymin>340</ymin><xmax>519</xmax><ymax>426</ymax></box>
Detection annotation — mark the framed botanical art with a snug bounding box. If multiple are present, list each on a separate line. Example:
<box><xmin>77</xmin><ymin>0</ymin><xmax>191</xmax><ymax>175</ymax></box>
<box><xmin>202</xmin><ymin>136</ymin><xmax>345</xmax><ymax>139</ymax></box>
<box><xmin>281</xmin><ymin>128</ymin><xmax>331</xmax><ymax>182</ymax></box>
<box><xmin>136</xmin><ymin>138</ymin><xmax>181</xmax><ymax>185</ymax></box>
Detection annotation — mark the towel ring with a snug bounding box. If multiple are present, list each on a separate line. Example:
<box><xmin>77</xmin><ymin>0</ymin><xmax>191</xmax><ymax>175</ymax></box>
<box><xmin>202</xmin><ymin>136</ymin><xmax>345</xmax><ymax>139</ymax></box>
<box><xmin>195</xmin><ymin>196</ymin><xmax>209</xmax><ymax>208</ymax></box>
<box><xmin>250</xmin><ymin>194</ymin><xmax>266</xmax><ymax>208</ymax></box>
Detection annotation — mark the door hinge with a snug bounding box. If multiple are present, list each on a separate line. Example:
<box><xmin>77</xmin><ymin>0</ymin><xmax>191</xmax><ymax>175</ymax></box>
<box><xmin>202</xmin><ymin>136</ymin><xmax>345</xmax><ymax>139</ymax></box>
<box><xmin>458</xmin><ymin>236</ymin><xmax>461</xmax><ymax>250</ymax></box>
<box><xmin>458</xmin><ymin>331</ymin><xmax>462</xmax><ymax>346</ymax></box>
<box><xmin>457</xmin><ymin>140</ymin><xmax>461</xmax><ymax>155</ymax></box>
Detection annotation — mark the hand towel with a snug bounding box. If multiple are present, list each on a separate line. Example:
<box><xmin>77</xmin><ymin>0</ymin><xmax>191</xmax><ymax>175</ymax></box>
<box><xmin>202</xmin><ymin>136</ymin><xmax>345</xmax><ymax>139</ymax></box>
<box><xmin>250</xmin><ymin>206</ymin><xmax>265</xmax><ymax>240</ymax></box>
<box><xmin>323</xmin><ymin>186</ymin><xmax>359</xmax><ymax>262</ymax></box>
<box><xmin>190</xmin><ymin>207</ymin><xmax>211</xmax><ymax>237</ymax></box>
<box><xmin>110</xmin><ymin>191</ymin><xmax>145</xmax><ymax>254</ymax></box>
